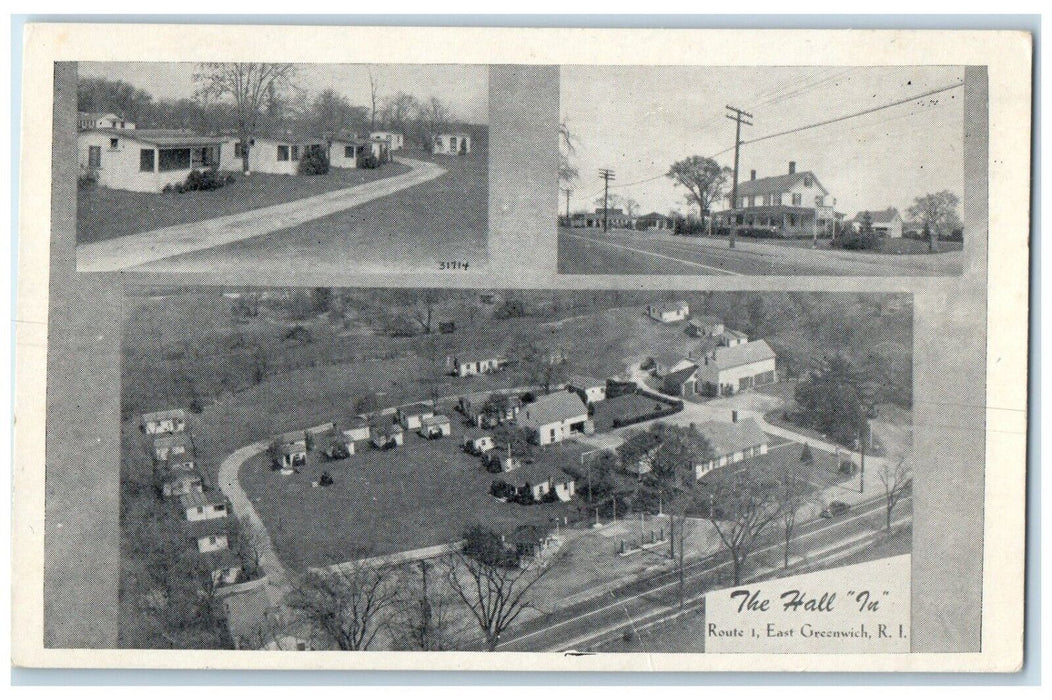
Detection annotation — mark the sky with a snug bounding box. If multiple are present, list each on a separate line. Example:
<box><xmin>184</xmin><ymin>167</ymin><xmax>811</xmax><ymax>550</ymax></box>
<box><xmin>560</xmin><ymin>65</ymin><xmax>965</xmax><ymax>219</ymax></box>
<box><xmin>79</xmin><ymin>62</ymin><xmax>490</xmax><ymax>124</ymax></box>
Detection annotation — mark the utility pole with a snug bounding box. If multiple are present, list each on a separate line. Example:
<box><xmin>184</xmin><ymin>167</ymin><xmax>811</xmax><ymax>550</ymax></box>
<box><xmin>562</xmin><ymin>187</ymin><xmax>573</xmax><ymax>224</ymax></box>
<box><xmin>725</xmin><ymin>105</ymin><xmax>753</xmax><ymax>249</ymax></box>
<box><xmin>599</xmin><ymin>168</ymin><xmax>616</xmax><ymax>232</ymax></box>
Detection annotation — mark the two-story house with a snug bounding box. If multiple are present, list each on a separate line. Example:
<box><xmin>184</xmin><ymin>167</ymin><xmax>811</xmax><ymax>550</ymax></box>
<box><xmin>722</xmin><ymin>162</ymin><xmax>838</xmax><ymax>238</ymax></box>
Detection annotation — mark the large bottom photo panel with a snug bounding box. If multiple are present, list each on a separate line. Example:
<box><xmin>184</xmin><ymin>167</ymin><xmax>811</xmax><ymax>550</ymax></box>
<box><xmin>119</xmin><ymin>286</ymin><xmax>913</xmax><ymax>653</ymax></box>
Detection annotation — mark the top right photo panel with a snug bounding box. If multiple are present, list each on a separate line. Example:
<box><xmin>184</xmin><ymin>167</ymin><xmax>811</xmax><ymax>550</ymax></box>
<box><xmin>558</xmin><ymin>65</ymin><xmax>971</xmax><ymax>276</ymax></box>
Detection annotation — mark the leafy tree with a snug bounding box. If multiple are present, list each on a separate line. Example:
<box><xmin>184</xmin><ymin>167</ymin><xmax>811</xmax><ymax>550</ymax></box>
<box><xmin>793</xmin><ymin>355</ymin><xmax>870</xmax><ymax>447</ymax></box>
<box><xmin>302</xmin><ymin>88</ymin><xmax>368</xmax><ymax>140</ymax></box>
<box><xmin>666</xmin><ymin>156</ymin><xmax>732</xmax><ymax>220</ymax></box>
<box><xmin>77</xmin><ymin>76</ymin><xmax>155</xmax><ymax>124</ymax></box>
<box><xmin>194</xmin><ymin>63</ymin><xmax>297</xmax><ymax>173</ymax></box>
<box><xmin>907</xmin><ymin>190</ymin><xmax>962</xmax><ymax>252</ymax></box>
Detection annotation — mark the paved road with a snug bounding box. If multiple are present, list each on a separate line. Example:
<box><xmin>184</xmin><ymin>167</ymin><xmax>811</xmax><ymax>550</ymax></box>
<box><xmin>77</xmin><ymin>157</ymin><xmax>447</xmax><ymax>271</ymax></box>
<box><xmin>217</xmin><ymin>441</ymin><xmax>290</xmax><ymax>608</ymax></box>
<box><xmin>559</xmin><ymin>227</ymin><xmax>963</xmax><ymax>276</ymax></box>
<box><xmin>496</xmin><ymin>493</ymin><xmax>911</xmax><ymax>652</ymax></box>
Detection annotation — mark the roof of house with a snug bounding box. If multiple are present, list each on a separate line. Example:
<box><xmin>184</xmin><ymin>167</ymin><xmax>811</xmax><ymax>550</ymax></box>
<box><xmin>854</xmin><ymin>207</ymin><xmax>902</xmax><ymax>224</ymax></box>
<box><xmin>348</xmin><ymin>416</ymin><xmax>371</xmax><ymax>429</ymax></box>
<box><xmin>200</xmin><ymin>548</ymin><xmax>242</xmax><ymax>571</ymax></box>
<box><xmin>246</xmin><ymin>130</ymin><xmax>327</xmax><ymax>145</ymax></box>
<box><xmin>179</xmin><ymin>491</ymin><xmax>227</xmax><ymax>510</ymax></box>
<box><xmin>637</xmin><ymin>212</ymin><xmax>671</xmax><ymax>221</ymax></box>
<box><xmin>80</xmin><ymin>111</ymin><xmax>121</xmax><ymax>120</ymax></box>
<box><xmin>463</xmin><ymin>428</ymin><xmax>492</xmax><ymax>441</ymax></box>
<box><xmin>509</xmin><ymin>460</ymin><xmax>573</xmax><ymax>486</ymax></box>
<box><xmin>372</xmin><ymin>422</ymin><xmax>404</xmax><ymax>437</ymax></box>
<box><xmin>735</xmin><ymin>171</ymin><xmax>828</xmax><ymax>198</ymax></box>
<box><xmin>157</xmin><ymin>468</ymin><xmax>202</xmax><ymax>485</ymax></box>
<box><xmin>277</xmin><ymin>430</ymin><xmax>305</xmax><ymax>445</ymax></box>
<box><xmin>153</xmin><ymin>433</ymin><xmax>195</xmax><ymax>450</ymax></box>
<box><xmin>280</xmin><ymin>442</ymin><xmax>307</xmax><ymax>457</ymax></box>
<box><xmin>183</xmin><ymin>516</ymin><xmax>230</xmax><ymax>540</ymax></box>
<box><xmin>595</xmin><ymin>207</ymin><xmax>625</xmax><ymax>216</ymax></box>
<box><xmin>696</xmin><ymin>418</ymin><xmax>768</xmax><ymax>457</ymax></box>
<box><xmin>518</xmin><ymin>391</ymin><xmax>588</xmax><ymax>428</ymax></box>
<box><xmin>690</xmin><ymin>315</ymin><xmax>723</xmax><ymax>328</ymax></box>
<box><xmin>421</xmin><ymin>414</ymin><xmax>451</xmax><ymax>427</ymax></box>
<box><xmin>709</xmin><ymin>339</ymin><xmax>776</xmax><ymax>370</ymax></box>
<box><xmin>723</xmin><ymin>328</ymin><xmax>749</xmax><ymax>341</ymax></box>
<box><xmin>143</xmin><ymin>408</ymin><xmax>186</xmax><ymax>422</ymax></box>
<box><xmin>651</xmin><ymin>346</ymin><xmax>689</xmax><ymax>371</ymax></box>
<box><xmin>567</xmin><ymin>374</ymin><xmax>605</xmax><ymax>390</ymax></box>
<box><xmin>651</xmin><ymin>300</ymin><xmax>689</xmax><ymax>314</ymax></box>
<box><xmin>663</xmin><ymin>364</ymin><xmax>699</xmax><ymax>386</ymax></box>
<box><xmin>87</xmin><ymin>128</ymin><xmax>229</xmax><ymax>147</ymax></box>
<box><xmin>437</xmin><ymin>131</ymin><xmax>471</xmax><ymax>138</ymax></box>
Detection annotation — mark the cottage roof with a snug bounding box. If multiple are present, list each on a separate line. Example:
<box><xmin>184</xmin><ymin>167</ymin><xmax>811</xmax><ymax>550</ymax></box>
<box><xmin>143</xmin><ymin>408</ymin><xmax>186</xmax><ymax>422</ymax></box>
<box><xmin>421</xmin><ymin>414</ymin><xmax>451</xmax><ymax>428</ymax></box>
<box><xmin>153</xmin><ymin>433</ymin><xmax>195</xmax><ymax>451</ymax></box>
<box><xmin>652</xmin><ymin>300</ymin><xmax>689</xmax><ymax>314</ymax></box>
<box><xmin>651</xmin><ymin>346</ymin><xmax>689</xmax><ymax>371</ymax></box>
<box><xmin>183</xmin><ymin>516</ymin><xmax>230</xmax><ymax>540</ymax></box>
<box><xmin>372</xmin><ymin>422</ymin><xmax>404</xmax><ymax>438</ymax></box>
<box><xmin>179</xmin><ymin>490</ymin><xmax>227</xmax><ymax>510</ymax></box>
<box><xmin>277</xmin><ymin>430</ymin><xmax>306</xmax><ymax>446</ymax></box>
<box><xmin>509</xmin><ymin>460</ymin><xmax>573</xmax><ymax>487</ymax></box>
<box><xmin>518</xmin><ymin>392</ymin><xmax>588</xmax><ymax>428</ymax></box>
<box><xmin>80</xmin><ymin>111</ymin><xmax>121</xmax><ymax>121</ymax></box>
<box><xmin>854</xmin><ymin>207</ymin><xmax>901</xmax><ymax>224</ymax></box>
<box><xmin>280</xmin><ymin>442</ymin><xmax>306</xmax><ymax>457</ymax></box>
<box><xmin>247</xmin><ymin>130</ymin><xmax>327</xmax><ymax>145</ymax></box>
<box><xmin>709</xmin><ymin>340</ymin><xmax>776</xmax><ymax>370</ymax></box>
<box><xmin>735</xmin><ymin>171</ymin><xmax>828</xmax><ymax>198</ymax></box>
<box><xmin>637</xmin><ymin>212</ymin><xmax>671</xmax><ymax>221</ymax></box>
<box><xmin>463</xmin><ymin>427</ymin><xmax>492</xmax><ymax>441</ymax></box>
<box><xmin>567</xmin><ymin>374</ymin><xmax>605</xmax><ymax>390</ymax></box>
<box><xmin>696</xmin><ymin>418</ymin><xmax>768</xmax><ymax>457</ymax></box>
<box><xmin>595</xmin><ymin>207</ymin><xmax>625</xmax><ymax>216</ymax></box>
<box><xmin>664</xmin><ymin>364</ymin><xmax>699</xmax><ymax>386</ymax></box>
<box><xmin>157</xmin><ymin>467</ymin><xmax>202</xmax><ymax>485</ymax></box>
<box><xmin>201</xmin><ymin>548</ymin><xmax>242</xmax><ymax>571</ymax></box>
<box><xmin>690</xmin><ymin>315</ymin><xmax>723</xmax><ymax>328</ymax></box>
<box><xmin>348</xmin><ymin>416</ymin><xmax>370</xmax><ymax>429</ymax></box>
<box><xmin>89</xmin><ymin>128</ymin><xmax>228</xmax><ymax>147</ymax></box>
<box><xmin>723</xmin><ymin>328</ymin><xmax>749</xmax><ymax>342</ymax></box>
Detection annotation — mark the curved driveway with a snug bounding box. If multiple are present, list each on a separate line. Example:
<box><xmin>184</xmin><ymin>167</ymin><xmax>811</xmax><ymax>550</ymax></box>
<box><xmin>78</xmin><ymin>156</ymin><xmax>447</xmax><ymax>271</ymax></box>
<box><xmin>217</xmin><ymin>440</ymin><xmax>290</xmax><ymax>607</ymax></box>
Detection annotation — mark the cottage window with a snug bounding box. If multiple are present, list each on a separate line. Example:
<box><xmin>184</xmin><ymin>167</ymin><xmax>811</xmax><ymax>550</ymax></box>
<box><xmin>88</xmin><ymin>146</ymin><xmax>101</xmax><ymax>169</ymax></box>
<box><xmin>158</xmin><ymin>148</ymin><xmax>191</xmax><ymax>172</ymax></box>
<box><xmin>109</xmin><ymin>137</ymin><xmax>119</xmax><ymax>149</ymax></box>
<box><xmin>139</xmin><ymin>149</ymin><xmax>154</xmax><ymax>172</ymax></box>
<box><xmin>234</xmin><ymin>142</ymin><xmax>244</xmax><ymax>158</ymax></box>
<box><xmin>277</xmin><ymin>145</ymin><xmax>290</xmax><ymax>161</ymax></box>
<box><xmin>804</xmin><ymin>175</ymin><xmax>813</xmax><ymax>187</ymax></box>
<box><xmin>291</xmin><ymin>145</ymin><xmax>301</xmax><ymax>161</ymax></box>
<box><xmin>345</xmin><ymin>145</ymin><xmax>355</xmax><ymax>158</ymax></box>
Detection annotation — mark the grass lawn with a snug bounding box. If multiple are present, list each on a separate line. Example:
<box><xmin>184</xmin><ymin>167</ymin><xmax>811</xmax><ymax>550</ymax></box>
<box><xmin>747</xmin><ymin>236</ymin><xmax>964</xmax><ymax>256</ymax></box>
<box><xmin>77</xmin><ymin>161</ymin><xmax>412</xmax><ymax>244</ymax></box>
<box><xmin>591</xmin><ymin>392</ymin><xmax>677</xmax><ymax>432</ymax></box>
<box><xmin>239</xmin><ymin>427</ymin><xmax>587</xmax><ymax>570</ymax></box>
<box><xmin>181</xmin><ymin>147</ymin><xmax>488</xmax><ymax>271</ymax></box>
<box><xmin>591</xmin><ymin>607</ymin><xmax>707</xmax><ymax>653</ymax></box>
<box><xmin>693</xmin><ymin>439</ymin><xmax>854</xmax><ymax>508</ymax></box>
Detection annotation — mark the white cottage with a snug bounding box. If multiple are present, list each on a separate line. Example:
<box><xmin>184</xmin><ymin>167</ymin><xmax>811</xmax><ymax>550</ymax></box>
<box><xmin>370</xmin><ymin>131</ymin><xmax>405</xmax><ymax>150</ymax></box>
<box><xmin>695</xmin><ymin>340</ymin><xmax>777</xmax><ymax>397</ymax></box>
<box><xmin>431</xmin><ymin>132</ymin><xmax>471</xmax><ymax>155</ymax></box>
<box><xmin>79</xmin><ymin>129</ymin><xmax>227</xmax><ymax>192</ymax></box>
<box><xmin>517</xmin><ymin>392</ymin><xmax>591</xmax><ymax>446</ymax></box>
<box><xmin>141</xmin><ymin>409</ymin><xmax>187</xmax><ymax>435</ymax></box>
<box><xmin>219</xmin><ymin>135</ymin><xmax>328</xmax><ymax>175</ymax></box>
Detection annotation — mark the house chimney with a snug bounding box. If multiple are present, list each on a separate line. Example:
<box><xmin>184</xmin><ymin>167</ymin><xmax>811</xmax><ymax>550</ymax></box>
<box><xmin>788</xmin><ymin>161</ymin><xmax>796</xmax><ymax>175</ymax></box>
<box><xmin>731</xmin><ymin>410</ymin><xmax>738</xmax><ymax>423</ymax></box>
<box><xmin>750</xmin><ymin>169</ymin><xmax>756</xmax><ymax>181</ymax></box>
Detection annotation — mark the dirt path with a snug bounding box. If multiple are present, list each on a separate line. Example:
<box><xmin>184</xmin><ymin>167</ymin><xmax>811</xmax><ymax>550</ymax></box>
<box><xmin>77</xmin><ymin>156</ymin><xmax>447</xmax><ymax>271</ymax></box>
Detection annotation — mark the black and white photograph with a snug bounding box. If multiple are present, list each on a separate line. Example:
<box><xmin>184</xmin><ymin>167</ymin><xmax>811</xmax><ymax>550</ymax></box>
<box><xmin>14</xmin><ymin>23</ymin><xmax>1029</xmax><ymax>674</ymax></box>
<box><xmin>117</xmin><ymin>287</ymin><xmax>912</xmax><ymax>652</ymax></box>
<box><xmin>558</xmin><ymin>65</ymin><xmax>968</xmax><ymax>276</ymax></box>
<box><xmin>74</xmin><ymin>62</ymin><xmax>490</xmax><ymax>274</ymax></box>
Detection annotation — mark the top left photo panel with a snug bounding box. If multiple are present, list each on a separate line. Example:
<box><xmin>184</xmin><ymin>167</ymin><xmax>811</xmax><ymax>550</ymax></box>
<box><xmin>73</xmin><ymin>62</ymin><xmax>490</xmax><ymax>275</ymax></box>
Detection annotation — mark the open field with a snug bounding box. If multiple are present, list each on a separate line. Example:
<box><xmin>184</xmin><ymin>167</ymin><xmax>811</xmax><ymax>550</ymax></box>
<box><xmin>138</xmin><ymin>147</ymin><xmax>488</xmax><ymax>274</ymax></box>
<box><xmin>77</xmin><ymin>162</ymin><xmax>412</xmax><ymax>244</ymax></box>
<box><xmin>239</xmin><ymin>429</ymin><xmax>588</xmax><ymax>569</ymax></box>
<box><xmin>591</xmin><ymin>392</ymin><xmax>677</xmax><ymax>432</ymax></box>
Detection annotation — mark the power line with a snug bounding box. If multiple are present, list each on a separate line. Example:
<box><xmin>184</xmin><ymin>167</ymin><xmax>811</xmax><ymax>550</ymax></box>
<box><xmin>743</xmin><ymin>82</ymin><xmax>963</xmax><ymax>147</ymax></box>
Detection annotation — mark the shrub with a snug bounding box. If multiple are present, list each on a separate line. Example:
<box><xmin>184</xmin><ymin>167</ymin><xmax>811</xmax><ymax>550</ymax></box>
<box><xmin>298</xmin><ymin>149</ymin><xmax>330</xmax><ymax>176</ymax></box>
<box><xmin>490</xmin><ymin>479</ymin><xmax>515</xmax><ymax>500</ymax></box>
<box><xmin>800</xmin><ymin>443</ymin><xmax>814</xmax><ymax>464</ymax></box>
<box><xmin>358</xmin><ymin>153</ymin><xmax>381</xmax><ymax>169</ymax></box>
<box><xmin>180</xmin><ymin>169</ymin><xmax>227</xmax><ymax>192</ymax></box>
<box><xmin>78</xmin><ymin>170</ymin><xmax>98</xmax><ymax>189</ymax></box>
<box><xmin>831</xmin><ymin>229</ymin><xmax>881</xmax><ymax>251</ymax></box>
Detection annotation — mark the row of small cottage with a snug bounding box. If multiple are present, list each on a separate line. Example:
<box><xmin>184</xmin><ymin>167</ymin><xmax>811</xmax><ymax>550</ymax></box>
<box><xmin>140</xmin><ymin>408</ymin><xmax>243</xmax><ymax>588</ymax></box>
<box><xmin>77</xmin><ymin>113</ymin><xmax>472</xmax><ymax>192</ymax></box>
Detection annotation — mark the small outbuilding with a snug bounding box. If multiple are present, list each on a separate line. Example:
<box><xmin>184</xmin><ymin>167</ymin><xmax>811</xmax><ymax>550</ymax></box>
<box><xmin>179</xmin><ymin>491</ymin><xmax>229</xmax><ymax>522</ymax></box>
<box><xmin>419</xmin><ymin>414</ymin><xmax>452</xmax><ymax>439</ymax></box>
<box><xmin>397</xmin><ymin>403</ymin><xmax>435</xmax><ymax>430</ymax></box>
<box><xmin>141</xmin><ymin>409</ymin><xmax>187</xmax><ymax>435</ymax></box>
<box><xmin>431</xmin><ymin>132</ymin><xmax>471</xmax><ymax>155</ymax></box>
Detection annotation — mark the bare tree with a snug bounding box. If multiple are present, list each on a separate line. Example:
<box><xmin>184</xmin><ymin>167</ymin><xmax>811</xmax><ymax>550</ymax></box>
<box><xmin>777</xmin><ymin>460</ymin><xmax>812</xmax><ymax>569</ymax></box>
<box><xmin>417</xmin><ymin>96</ymin><xmax>452</xmax><ymax>149</ymax></box>
<box><xmin>707</xmin><ymin>469</ymin><xmax>783</xmax><ymax>586</ymax></box>
<box><xmin>412</xmin><ymin>290</ymin><xmax>437</xmax><ymax>335</ymax></box>
<box><xmin>559</xmin><ymin>119</ymin><xmax>579</xmax><ymax>187</ymax></box>
<box><xmin>390</xmin><ymin>560</ymin><xmax>462</xmax><ymax>651</ymax></box>
<box><xmin>194</xmin><ymin>63</ymin><xmax>296</xmax><ymax>173</ymax></box>
<box><xmin>284</xmin><ymin>561</ymin><xmax>398</xmax><ymax>651</ymax></box>
<box><xmin>381</xmin><ymin>91</ymin><xmax>420</xmax><ymax>136</ymax></box>
<box><xmin>877</xmin><ymin>456</ymin><xmax>913</xmax><ymax>532</ymax></box>
<box><xmin>367</xmin><ymin>68</ymin><xmax>380</xmax><ymax>130</ymax></box>
<box><xmin>446</xmin><ymin>525</ymin><xmax>562</xmax><ymax>651</ymax></box>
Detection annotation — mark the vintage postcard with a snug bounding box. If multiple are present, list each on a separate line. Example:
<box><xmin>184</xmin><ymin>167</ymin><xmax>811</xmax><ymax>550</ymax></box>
<box><xmin>12</xmin><ymin>24</ymin><xmax>1030</xmax><ymax>673</ymax></box>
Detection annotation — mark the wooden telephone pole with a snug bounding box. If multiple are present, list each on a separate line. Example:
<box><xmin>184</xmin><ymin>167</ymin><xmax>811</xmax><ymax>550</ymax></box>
<box><xmin>598</xmin><ymin>168</ymin><xmax>616</xmax><ymax>232</ymax></box>
<box><xmin>561</xmin><ymin>187</ymin><xmax>573</xmax><ymax>223</ymax></box>
<box><xmin>725</xmin><ymin>105</ymin><xmax>753</xmax><ymax>249</ymax></box>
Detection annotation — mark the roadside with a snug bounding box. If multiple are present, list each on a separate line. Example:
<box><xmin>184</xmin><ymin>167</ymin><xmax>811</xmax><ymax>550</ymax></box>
<box><xmin>78</xmin><ymin>156</ymin><xmax>447</xmax><ymax>271</ymax></box>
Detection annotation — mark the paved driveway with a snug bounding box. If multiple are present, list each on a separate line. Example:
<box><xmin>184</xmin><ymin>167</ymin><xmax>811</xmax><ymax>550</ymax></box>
<box><xmin>77</xmin><ymin>156</ymin><xmax>447</xmax><ymax>271</ymax></box>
